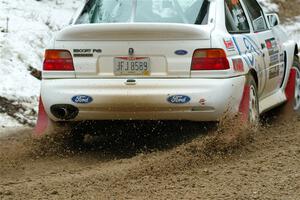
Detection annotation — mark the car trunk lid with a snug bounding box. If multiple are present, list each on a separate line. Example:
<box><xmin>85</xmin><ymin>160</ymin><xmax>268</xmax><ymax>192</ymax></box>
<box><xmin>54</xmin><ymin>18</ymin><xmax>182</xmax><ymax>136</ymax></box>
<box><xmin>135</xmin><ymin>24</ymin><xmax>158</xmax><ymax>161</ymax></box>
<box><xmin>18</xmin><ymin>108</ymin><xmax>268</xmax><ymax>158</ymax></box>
<box><xmin>54</xmin><ymin>23</ymin><xmax>212</xmax><ymax>78</ymax></box>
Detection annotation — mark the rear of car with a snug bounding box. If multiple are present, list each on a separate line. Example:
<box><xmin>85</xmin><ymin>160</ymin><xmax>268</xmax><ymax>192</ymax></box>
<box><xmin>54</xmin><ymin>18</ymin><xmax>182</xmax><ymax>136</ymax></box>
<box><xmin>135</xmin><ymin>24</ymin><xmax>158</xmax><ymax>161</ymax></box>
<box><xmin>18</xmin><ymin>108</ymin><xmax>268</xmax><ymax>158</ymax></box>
<box><xmin>41</xmin><ymin>0</ymin><xmax>245</xmax><ymax>122</ymax></box>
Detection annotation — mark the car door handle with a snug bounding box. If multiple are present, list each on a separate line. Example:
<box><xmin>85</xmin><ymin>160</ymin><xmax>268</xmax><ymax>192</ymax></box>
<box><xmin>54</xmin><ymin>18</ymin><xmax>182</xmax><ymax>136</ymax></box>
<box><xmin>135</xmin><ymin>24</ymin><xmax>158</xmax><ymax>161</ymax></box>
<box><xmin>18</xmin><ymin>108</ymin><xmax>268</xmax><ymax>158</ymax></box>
<box><xmin>261</xmin><ymin>43</ymin><xmax>266</xmax><ymax>49</ymax></box>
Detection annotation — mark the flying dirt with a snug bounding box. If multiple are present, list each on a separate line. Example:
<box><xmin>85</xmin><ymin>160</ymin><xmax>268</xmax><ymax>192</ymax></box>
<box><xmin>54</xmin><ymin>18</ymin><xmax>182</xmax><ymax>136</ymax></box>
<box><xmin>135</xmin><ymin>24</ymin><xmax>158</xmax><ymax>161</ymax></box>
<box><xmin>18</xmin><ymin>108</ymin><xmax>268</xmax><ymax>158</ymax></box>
<box><xmin>2</xmin><ymin>0</ymin><xmax>300</xmax><ymax>199</ymax></box>
<box><xmin>0</xmin><ymin>108</ymin><xmax>300</xmax><ymax>200</ymax></box>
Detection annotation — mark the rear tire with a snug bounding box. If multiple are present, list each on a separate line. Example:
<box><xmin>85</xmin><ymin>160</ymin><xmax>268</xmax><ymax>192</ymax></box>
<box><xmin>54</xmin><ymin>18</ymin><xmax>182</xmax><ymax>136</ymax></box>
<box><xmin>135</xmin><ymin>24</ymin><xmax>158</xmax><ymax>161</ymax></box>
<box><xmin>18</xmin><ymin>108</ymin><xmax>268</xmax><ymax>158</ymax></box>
<box><xmin>248</xmin><ymin>76</ymin><xmax>260</xmax><ymax>125</ymax></box>
<box><xmin>239</xmin><ymin>75</ymin><xmax>259</xmax><ymax>128</ymax></box>
<box><xmin>283</xmin><ymin>56</ymin><xmax>300</xmax><ymax>116</ymax></box>
<box><xmin>278</xmin><ymin>55</ymin><xmax>300</xmax><ymax>120</ymax></box>
<box><xmin>292</xmin><ymin>56</ymin><xmax>300</xmax><ymax>112</ymax></box>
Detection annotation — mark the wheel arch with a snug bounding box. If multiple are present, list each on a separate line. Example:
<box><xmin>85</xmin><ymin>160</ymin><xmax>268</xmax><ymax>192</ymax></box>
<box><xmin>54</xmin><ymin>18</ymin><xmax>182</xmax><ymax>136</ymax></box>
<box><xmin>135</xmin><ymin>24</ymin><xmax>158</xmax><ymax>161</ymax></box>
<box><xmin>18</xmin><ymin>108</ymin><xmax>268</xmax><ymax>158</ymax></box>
<box><xmin>294</xmin><ymin>44</ymin><xmax>298</xmax><ymax>57</ymax></box>
<box><xmin>248</xmin><ymin>68</ymin><xmax>258</xmax><ymax>88</ymax></box>
<box><xmin>281</xmin><ymin>41</ymin><xmax>298</xmax><ymax>90</ymax></box>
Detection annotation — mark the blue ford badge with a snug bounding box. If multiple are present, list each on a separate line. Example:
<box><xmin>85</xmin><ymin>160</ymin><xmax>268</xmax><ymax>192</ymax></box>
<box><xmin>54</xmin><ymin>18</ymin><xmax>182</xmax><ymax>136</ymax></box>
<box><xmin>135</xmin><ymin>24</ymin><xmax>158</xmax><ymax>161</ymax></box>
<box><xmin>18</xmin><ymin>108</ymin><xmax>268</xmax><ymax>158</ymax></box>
<box><xmin>167</xmin><ymin>95</ymin><xmax>191</xmax><ymax>104</ymax></box>
<box><xmin>175</xmin><ymin>50</ymin><xmax>188</xmax><ymax>55</ymax></box>
<box><xmin>72</xmin><ymin>95</ymin><xmax>93</xmax><ymax>104</ymax></box>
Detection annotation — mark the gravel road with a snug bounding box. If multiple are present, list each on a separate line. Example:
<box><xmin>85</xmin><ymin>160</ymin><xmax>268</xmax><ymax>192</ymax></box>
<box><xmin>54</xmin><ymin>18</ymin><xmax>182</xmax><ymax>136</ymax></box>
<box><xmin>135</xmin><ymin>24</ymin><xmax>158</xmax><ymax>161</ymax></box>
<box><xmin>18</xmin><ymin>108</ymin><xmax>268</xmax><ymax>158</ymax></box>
<box><xmin>0</xmin><ymin>110</ymin><xmax>299</xmax><ymax>200</ymax></box>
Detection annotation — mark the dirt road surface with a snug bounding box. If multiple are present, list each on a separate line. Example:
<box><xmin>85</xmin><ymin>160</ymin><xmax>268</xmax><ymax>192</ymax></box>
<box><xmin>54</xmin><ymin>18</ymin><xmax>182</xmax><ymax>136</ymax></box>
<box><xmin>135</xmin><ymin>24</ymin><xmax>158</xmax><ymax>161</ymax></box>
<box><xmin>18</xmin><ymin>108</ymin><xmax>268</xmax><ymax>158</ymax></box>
<box><xmin>0</xmin><ymin>111</ymin><xmax>300</xmax><ymax>200</ymax></box>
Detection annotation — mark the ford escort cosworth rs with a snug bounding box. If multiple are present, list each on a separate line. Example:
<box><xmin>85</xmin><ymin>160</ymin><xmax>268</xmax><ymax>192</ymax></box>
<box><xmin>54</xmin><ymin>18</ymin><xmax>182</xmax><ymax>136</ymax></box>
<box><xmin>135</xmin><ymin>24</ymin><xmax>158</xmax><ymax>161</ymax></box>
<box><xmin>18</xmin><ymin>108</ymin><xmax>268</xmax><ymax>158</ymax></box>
<box><xmin>35</xmin><ymin>0</ymin><xmax>300</xmax><ymax>134</ymax></box>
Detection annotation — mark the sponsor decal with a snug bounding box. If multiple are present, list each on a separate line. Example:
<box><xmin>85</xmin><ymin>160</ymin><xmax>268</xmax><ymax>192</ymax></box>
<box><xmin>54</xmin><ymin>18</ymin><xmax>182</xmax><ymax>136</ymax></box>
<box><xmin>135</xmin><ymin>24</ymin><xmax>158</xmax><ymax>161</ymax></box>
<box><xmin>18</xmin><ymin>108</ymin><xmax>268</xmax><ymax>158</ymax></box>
<box><xmin>223</xmin><ymin>38</ymin><xmax>235</xmax><ymax>51</ymax></box>
<box><xmin>175</xmin><ymin>50</ymin><xmax>188</xmax><ymax>55</ymax></box>
<box><xmin>73</xmin><ymin>49</ymin><xmax>102</xmax><ymax>57</ymax></box>
<box><xmin>253</xmin><ymin>16</ymin><xmax>266</xmax><ymax>31</ymax></box>
<box><xmin>72</xmin><ymin>95</ymin><xmax>93</xmax><ymax>104</ymax></box>
<box><xmin>243</xmin><ymin>36</ymin><xmax>263</xmax><ymax>67</ymax></box>
<box><xmin>269</xmin><ymin>66</ymin><xmax>280</xmax><ymax>79</ymax></box>
<box><xmin>280</xmin><ymin>53</ymin><xmax>284</xmax><ymax>62</ymax></box>
<box><xmin>265</xmin><ymin>38</ymin><xmax>280</xmax><ymax>66</ymax></box>
<box><xmin>167</xmin><ymin>95</ymin><xmax>191</xmax><ymax>104</ymax></box>
<box><xmin>199</xmin><ymin>98</ymin><xmax>206</xmax><ymax>106</ymax></box>
<box><xmin>233</xmin><ymin>36</ymin><xmax>262</xmax><ymax>69</ymax></box>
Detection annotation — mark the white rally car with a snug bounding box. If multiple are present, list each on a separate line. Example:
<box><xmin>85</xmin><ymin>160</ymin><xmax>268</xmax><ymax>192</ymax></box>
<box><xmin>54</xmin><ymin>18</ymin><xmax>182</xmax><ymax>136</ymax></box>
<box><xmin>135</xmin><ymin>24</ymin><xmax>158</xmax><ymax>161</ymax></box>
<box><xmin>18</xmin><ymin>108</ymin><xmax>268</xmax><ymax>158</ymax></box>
<box><xmin>36</xmin><ymin>0</ymin><xmax>300</xmax><ymax>134</ymax></box>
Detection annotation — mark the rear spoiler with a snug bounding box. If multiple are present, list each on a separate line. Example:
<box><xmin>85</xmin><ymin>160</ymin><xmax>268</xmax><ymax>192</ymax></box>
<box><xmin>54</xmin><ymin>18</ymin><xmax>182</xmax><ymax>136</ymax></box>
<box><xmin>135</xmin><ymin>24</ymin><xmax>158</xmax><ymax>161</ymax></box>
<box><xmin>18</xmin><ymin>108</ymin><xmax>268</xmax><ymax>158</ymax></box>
<box><xmin>56</xmin><ymin>23</ymin><xmax>212</xmax><ymax>41</ymax></box>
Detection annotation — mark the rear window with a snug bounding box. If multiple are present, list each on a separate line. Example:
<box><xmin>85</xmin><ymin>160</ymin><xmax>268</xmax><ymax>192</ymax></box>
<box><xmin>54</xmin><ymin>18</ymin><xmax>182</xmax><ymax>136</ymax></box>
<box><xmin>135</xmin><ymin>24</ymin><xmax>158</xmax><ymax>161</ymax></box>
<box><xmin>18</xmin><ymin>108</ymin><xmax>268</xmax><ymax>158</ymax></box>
<box><xmin>76</xmin><ymin>0</ymin><xmax>210</xmax><ymax>25</ymax></box>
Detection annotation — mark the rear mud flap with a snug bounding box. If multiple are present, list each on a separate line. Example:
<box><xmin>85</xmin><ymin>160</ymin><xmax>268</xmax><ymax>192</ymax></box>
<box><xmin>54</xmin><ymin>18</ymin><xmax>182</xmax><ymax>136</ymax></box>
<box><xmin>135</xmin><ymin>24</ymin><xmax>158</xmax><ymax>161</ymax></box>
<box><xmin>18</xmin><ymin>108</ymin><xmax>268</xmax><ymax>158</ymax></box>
<box><xmin>238</xmin><ymin>85</ymin><xmax>250</xmax><ymax>122</ymax></box>
<box><xmin>285</xmin><ymin>68</ymin><xmax>296</xmax><ymax>102</ymax></box>
<box><xmin>34</xmin><ymin>97</ymin><xmax>49</xmax><ymax>136</ymax></box>
<box><xmin>281</xmin><ymin>67</ymin><xmax>297</xmax><ymax>117</ymax></box>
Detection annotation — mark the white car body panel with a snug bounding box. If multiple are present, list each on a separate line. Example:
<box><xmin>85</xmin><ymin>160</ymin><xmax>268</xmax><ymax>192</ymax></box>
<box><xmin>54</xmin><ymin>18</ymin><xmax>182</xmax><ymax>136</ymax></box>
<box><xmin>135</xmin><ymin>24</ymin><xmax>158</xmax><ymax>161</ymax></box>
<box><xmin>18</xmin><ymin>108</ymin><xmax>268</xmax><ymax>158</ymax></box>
<box><xmin>42</xmin><ymin>77</ymin><xmax>245</xmax><ymax>121</ymax></box>
<box><xmin>41</xmin><ymin>0</ymin><xmax>297</xmax><ymax>122</ymax></box>
<box><xmin>53</xmin><ymin>40</ymin><xmax>210</xmax><ymax>78</ymax></box>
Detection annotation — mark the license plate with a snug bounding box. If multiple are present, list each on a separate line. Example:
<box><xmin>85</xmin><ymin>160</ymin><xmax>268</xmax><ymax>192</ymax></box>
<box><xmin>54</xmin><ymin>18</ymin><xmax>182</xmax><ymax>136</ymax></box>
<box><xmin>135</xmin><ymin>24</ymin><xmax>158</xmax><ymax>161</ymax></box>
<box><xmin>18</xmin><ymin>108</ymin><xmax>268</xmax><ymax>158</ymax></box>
<box><xmin>114</xmin><ymin>57</ymin><xmax>150</xmax><ymax>76</ymax></box>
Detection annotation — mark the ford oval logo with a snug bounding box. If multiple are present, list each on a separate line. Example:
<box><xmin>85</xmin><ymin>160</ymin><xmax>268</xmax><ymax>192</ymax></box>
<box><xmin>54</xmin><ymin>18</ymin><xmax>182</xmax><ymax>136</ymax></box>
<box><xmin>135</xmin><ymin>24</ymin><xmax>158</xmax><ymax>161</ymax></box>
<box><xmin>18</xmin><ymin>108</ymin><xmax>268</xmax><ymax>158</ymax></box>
<box><xmin>175</xmin><ymin>50</ymin><xmax>188</xmax><ymax>55</ymax></box>
<box><xmin>167</xmin><ymin>95</ymin><xmax>191</xmax><ymax>104</ymax></box>
<box><xmin>72</xmin><ymin>95</ymin><xmax>93</xmax><ymax>104</ymax></box>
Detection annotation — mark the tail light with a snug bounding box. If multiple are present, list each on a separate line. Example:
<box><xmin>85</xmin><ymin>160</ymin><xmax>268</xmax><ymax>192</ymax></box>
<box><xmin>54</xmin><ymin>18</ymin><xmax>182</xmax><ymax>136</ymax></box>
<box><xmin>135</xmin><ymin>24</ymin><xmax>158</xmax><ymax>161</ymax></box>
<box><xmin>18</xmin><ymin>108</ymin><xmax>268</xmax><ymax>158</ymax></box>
<box><xmin>191</xmin><ymin>49</ymin><xmax>230</xmax><ymax>70</ymax></box>
<box><xmin>43</xmin><ymin>50</ymin><xmax>74</xmax><ymax>71</ymax></box>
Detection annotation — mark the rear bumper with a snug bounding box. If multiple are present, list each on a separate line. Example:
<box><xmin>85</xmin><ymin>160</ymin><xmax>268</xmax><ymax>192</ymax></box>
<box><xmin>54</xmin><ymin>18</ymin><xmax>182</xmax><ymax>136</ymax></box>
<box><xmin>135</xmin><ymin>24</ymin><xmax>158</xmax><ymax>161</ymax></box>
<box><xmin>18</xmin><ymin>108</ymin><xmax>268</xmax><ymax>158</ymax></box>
<box><xmin>41</xmin><ymin>77</ymin><xmax>246</xmax><ymax>122</ymax></box>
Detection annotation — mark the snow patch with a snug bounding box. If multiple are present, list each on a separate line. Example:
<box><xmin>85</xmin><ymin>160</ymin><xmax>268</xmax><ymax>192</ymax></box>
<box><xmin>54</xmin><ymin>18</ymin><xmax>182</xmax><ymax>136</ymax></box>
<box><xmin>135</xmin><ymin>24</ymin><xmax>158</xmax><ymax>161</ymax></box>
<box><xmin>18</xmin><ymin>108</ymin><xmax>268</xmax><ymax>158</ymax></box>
<box><xmin>283</xmin><ymin>17</ymin><xmax>300</xmax><ymax>46</ymax></box>
<box><xmin>0</xmin><ymin>0</ymin><xmax>81</xmax><ymax>126</ymax></box>
<box><xmin>258</xmin><ymin>0</ymin><xmax>279</xmax><ymax>12</ymax></box>
<box><xmin>0</xmin><ymin>113</ymin><xmax>21</xmax><ymax>128</ymax></box>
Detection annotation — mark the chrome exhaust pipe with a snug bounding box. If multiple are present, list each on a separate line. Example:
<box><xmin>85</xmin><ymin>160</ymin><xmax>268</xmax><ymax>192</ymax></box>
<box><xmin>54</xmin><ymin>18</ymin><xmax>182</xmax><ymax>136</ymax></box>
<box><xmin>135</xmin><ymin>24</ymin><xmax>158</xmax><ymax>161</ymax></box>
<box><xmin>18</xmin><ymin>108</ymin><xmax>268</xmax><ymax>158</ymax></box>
<box><xmin>50</xmin><ymin>105</ymin><xmax>79</xmax><ymax>120</ymax></box>
<box><xmin>56</xmin><ymin>107</ymin><xmax>68</xmax><ymax>119</ymax></box>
